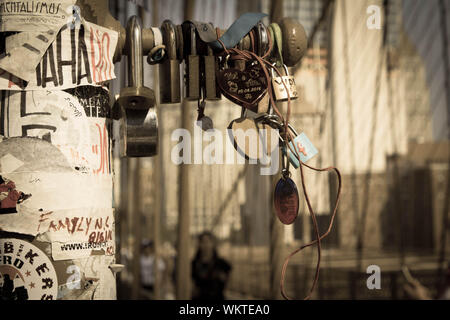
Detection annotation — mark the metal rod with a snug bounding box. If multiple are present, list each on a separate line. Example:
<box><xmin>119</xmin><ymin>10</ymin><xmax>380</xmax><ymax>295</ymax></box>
<box><xmin>269</xmin><ymin>0</ymin><xmax>284</xmax><ymax>301</ymax></box>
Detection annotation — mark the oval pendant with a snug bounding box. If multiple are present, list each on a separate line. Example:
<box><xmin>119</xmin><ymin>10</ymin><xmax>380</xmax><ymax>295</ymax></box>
<box><xmin>274</xmin><ymin>177</ymin><xmax>299</xmax><ymax>225</ymax></box>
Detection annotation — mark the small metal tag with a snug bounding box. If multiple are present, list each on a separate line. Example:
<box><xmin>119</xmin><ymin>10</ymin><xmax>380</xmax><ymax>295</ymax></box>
<box><xmin>283</xmin><ymin>132</ymin><xmax>318</xmax><ymax>168</ymax></box>
<box><xmin>274</xmin><ymin>177</ymin><xmax>299</xmax><ymax>225</ymax></box>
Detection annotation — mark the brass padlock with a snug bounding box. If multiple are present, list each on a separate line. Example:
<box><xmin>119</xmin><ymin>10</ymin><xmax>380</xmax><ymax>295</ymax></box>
<box><xmin>159</xmin><ymin>20</ymin><xmax>181</xmax><ymax>104</ymax></box>
<box><xmin>118</xmin><ymin>16</ymin><xmax>158</xmax><ymax>158</ymax></box>
<box><xmin>271</xmin><ymin>64</ymin><xmax>298</xmax><ymax>101</ymax></box>
<box><xmin>204</xmin><ymin>44</ymin><xmax>221</xmax><ymax>100</ymax></box>
<box><xmin>185</xmin><ymin>24</ymin><xmax>200</xmax><ymax>100</ymax></box>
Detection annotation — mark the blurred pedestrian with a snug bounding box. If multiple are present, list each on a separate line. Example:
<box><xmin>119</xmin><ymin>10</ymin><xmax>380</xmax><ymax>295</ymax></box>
<box><xmin>141</xmin><ymin>240</ymin><xmax>165</xmax><ymax>297</ymax></box>
<box><xmin>191</xmin><ymin>232</ymin><xmax>232</xmax><ymax>300</ymax></box>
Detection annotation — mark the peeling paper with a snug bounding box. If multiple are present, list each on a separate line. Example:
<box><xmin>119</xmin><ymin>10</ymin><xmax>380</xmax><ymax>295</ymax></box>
<box><xmin>0</xmin><ymin>20</ymin><xmax>118</xmax><ymax>90</ymax></box>
<box><xmin>72</xmin><ymin>255</ymin><xmax>116</xmax><ymax>300</ymax></box>
<box><xmin>0</xmin><ymin>28</ymin><xmax>60</xmax><ymax>81</ymax></box>
<box><xmin>0</xmin><ymin>172</ymin><xmax>112</xmax><ymax>211</ymax></box>
<box><xmin>0</xmin><ymin>153</ymin><xmax>24</xmax><ymax>173</ymax></box>
<box><xmin>57</xmin><ymin>255</ymin><xmax>115</xmax><ymax>299</ymax></box>
<box><xmin>0</xmin><ymin>206</ymin><xmax>113</xmax><ymax>236</ymax></box>
<box><xmin>0</xmin><ymin>0</ymin><xmax>76</xmax><ymax>32</ymax></box>
<box><xmin>0</xmin><ymin>89</ymin><xmax>112</xmax><ymax>175</ymax></box>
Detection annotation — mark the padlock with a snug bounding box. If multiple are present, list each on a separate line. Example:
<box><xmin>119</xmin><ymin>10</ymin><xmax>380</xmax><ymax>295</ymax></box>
<box><xmin>271</xmin><ymin>64</ymin><xmax>298</xmax><ymax>101</ymax></box>
<box><xmin>282</xmin><ymin>125</ymin><xmax>318</xmax><ymax>169</ymax></box>
<box><xmin>118</xmin><ymin>15</ymin><xmax>158</xmax><ymax>157</ymax></box>
<box><xmin>159</xmin><ymin>20</ymin><xmax>181</xmax><ymax>104</ymax></box>
<box><xmin>256</xmin><ymin>21</ymin><xmax>269</xmax><ymax>57</ymax></box>
<box><xmin>204</xmin><ymin>44</ymin><xmax>221</xmax><ymax>100</ymax></box>
<box><xmin>185</xmin><ymin>24</ymin><xmax>200</xmax><ymax>100</ymax></box>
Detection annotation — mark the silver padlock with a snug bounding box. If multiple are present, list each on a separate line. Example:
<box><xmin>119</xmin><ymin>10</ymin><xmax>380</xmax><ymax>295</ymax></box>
<box><xmin>271</xmin><ymin>64</ymin><xmax>298</xmax><ymax>101</ymax></box>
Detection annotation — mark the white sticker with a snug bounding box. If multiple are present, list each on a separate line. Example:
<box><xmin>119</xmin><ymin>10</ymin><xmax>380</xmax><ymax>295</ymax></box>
<box><xmin>51</xmin><ymin>239</ymin><xmax>114</xmax><ymax>261</ymax></box>
<box><xmin>151</xmin><ymin>27</ymin><xmax>163</xmax><ymax>46</ymax></box>
<box><xmin>0</xmin><ymin>29</ymin><xmax>60</xmax><ymax>81</ymax></box>
<box><xmin>0</xmin><ymin>172</ymin><xmax>113</xmax><ymax>211</ymax></box>
<box><xmin>0</xmin><ymin>0</ymin><xmax>76</xmax><ymax>32</ymax></box>
<box><xmin>0</xmin><ymin>238</ymin><xmax>58</xmax><ymax>300</ymax></box>
<box><xmin>0</xmin><ymin>20</ymin><xmax>118</xmax><ymax>90</ymax></box>
<box><xmin>0</xmin><ymin>89</ymin><xmax>112</xmax><ymax>175</ymax></box>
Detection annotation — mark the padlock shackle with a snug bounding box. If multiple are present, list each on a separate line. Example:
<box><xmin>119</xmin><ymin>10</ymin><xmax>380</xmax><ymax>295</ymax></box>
<box><xmin>161</xmin><ymin>20</ymin><xmax>177</xmax><ymax>60</ymax></box>
<box><xmin>190</xmin><ymin>24</ymin><xmax>197</xmax><ymax>55</ymax></box>
<box><xmin>126</xmin><ymin>16</ymin><xmax>144</xmax><ymax>89</ymax></box>
<box><xmin>271</xmin><ymin>62</ymin><xmax>289</xmax><ymax>77</ymax></box>
<box><xmin>256</xmin><ymin>22</ymin><xmax>269</xmax><ymax>57</ymax></box>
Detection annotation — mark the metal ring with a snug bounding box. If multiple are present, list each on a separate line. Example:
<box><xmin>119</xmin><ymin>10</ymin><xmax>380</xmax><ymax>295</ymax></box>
<box><xmin>257</xmin><ymin>22</ymin><xmax>269</xmax><ymax>57</ymax></box>
<box><xmin>147</xmin><ymin>44</ymin><xmax>166</xmax><ymax>65</ymax></box>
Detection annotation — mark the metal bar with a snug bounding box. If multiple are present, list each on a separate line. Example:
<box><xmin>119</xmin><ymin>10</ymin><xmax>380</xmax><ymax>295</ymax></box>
<box><xmin>269</xmin><ymin>0</ymin><xmax>284</xmax><ymax>301</ymax></box>
<box><xmin>175</xmin><ymin>0</ymin><xmax>195</xmax><ymax>301</ymax></box>
<box><xmin>150</xmin><ymin>0</ymin><xmax>162</xmax><ymax>300</ymax></box>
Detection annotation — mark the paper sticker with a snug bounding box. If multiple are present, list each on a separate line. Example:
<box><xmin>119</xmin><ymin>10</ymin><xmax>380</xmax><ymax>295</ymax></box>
<box><xmin>0</xmin><ymin>29</ymin><xmax>60</xmax><ymax>81</ymax></box>
<box><xmin>0</xmin><ymin>205</ymin><xmax>114</xmax><ymax>235</ymax></box>
<box><xmin>0</xmin><ymin>20</ymin><xmax>118</xmax><ymax>90</ymax></box>
<box><xmin>0</xmin><ymin>0</ymin><xmax>76</xmax><ymax>32</ymax></box>
<box><xmin>0</xmin><ymin>172</ymin><xmax>113</xmax><ymax>211</ymax></box>
<box><xmin>0</xmin><ymin>89</ymin><xmax>112</xmax><ymax>175</ymax></box>
<box><xmin>0</xmin><ymin>174</ymin><xmax>31</xmax><ymax>214</ymax></box>
<box><xmin>284</xmin><ymin>132</ymin><xmax>318</xmax><ymax>168</ymax></box>
<box><xmin>51</xmin><ymin>239</ymin><xmax>114</xmax><ymax>261</ymax></box>
<box><xmin>0</xmin><ymin>238</ymin><xmax>58</xmax><ymax>300</ymax></box>
<box><xmin>40</xmin><ymin>208</ymin><xmax>115</xmax><ymax>261</ymax></box>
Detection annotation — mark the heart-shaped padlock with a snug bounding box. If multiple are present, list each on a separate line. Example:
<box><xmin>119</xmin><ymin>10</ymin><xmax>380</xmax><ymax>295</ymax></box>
<box><xmin>217</xmin><ymin>64</ymin><xmax>267</xmax><ymax>113</ymax></box>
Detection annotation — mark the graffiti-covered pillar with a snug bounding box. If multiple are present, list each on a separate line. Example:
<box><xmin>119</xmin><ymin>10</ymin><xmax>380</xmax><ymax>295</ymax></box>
<box><xmin>0</xmin><ymin>0</ymin><xmax>121</xmax><ymax>300</ymax></box>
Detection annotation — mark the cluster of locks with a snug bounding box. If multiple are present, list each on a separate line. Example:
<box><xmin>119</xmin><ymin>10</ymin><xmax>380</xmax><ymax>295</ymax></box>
<box><xmin>117</xmin><ymin>13</ymin><xmax>319</xmax><ymax>225</ymax></box>
<box><xmin>116</xmin><ymin>13</ymin><xmax>341</xmax><ymax>300</ymax></box>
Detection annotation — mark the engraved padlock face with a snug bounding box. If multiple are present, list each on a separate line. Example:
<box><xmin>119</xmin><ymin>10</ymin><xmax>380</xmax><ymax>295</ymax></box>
<box><xmin>272</xmin><ymin>65</ymin><xmax>298</xmax><ymax>101</ymax></box>
<box><xmin>217</xmin><ymin>62</ymin><xmax>267</xmax><ymax>113</ymax></box>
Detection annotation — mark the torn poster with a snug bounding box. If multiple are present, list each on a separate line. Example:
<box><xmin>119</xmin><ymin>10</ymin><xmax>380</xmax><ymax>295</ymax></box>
<box><xmin>0</xmin><ymin>88</ymin><xmax>112</xmax><ymax>175</ymax></box>
<box><xmin>0</xmin><ymin>0</ymin><xmax>76</xmax><ymax>32</ymax></box>
<box><xmin>73</xmin><ymin>255</ymin><xmax>116</xmax><ymax>299</ymax></box>
<box><xmin>0</xmin><ymin>20</ymin><xmax>118</xmax><ymax>90</ymax></box>
<box><xmin>38</xmin><ymin>208</ymin><xmax>114</xmax><ymax>261</ymax></box>
<box><xmin>0</xmin><ymin>28</ymin><xmax>60</xmax><ymax>81</ymax></box>
<box><xmin>0</xmin><ymin>172</ymin><xmax>113</xmax><ymax>211</ymax></box>
<box><xmin>0</xmin><ymin>238</ymin><xmax>58</xmax><ymax>300</ymax></box>
<box><xmin>0</xmin><ymin>206</ymin><xmax>114</xmax><ymax>238</ymax></box>
<box><xmin>0</xmin><ymin>174</ymin><xmax>30</xmax><ymax>214</ymax></box>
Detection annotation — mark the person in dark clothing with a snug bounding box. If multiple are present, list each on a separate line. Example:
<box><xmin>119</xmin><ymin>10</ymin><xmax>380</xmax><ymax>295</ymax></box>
<box><xmin>191</xmin><ymin>232</ymin><xmax>231</xmax><ymax>300</ymax></box>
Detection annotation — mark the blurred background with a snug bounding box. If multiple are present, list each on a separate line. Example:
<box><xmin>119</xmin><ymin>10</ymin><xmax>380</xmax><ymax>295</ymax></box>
<box><xmin>108</xmin><ymin>0</ymin><xmax>449</xmax><ymax>300</ymax></box>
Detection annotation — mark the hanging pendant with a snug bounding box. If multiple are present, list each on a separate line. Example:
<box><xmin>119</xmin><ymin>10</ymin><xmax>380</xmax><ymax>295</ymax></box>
<box><xmin>274</xmin><ymin>176</ymin><xmax>299</xmax><ymax>225</ymax></box>
<box><xmin>274</xmin><ymin>145</ymin><xmax>299</xmax><ymax>225</ymax></box>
